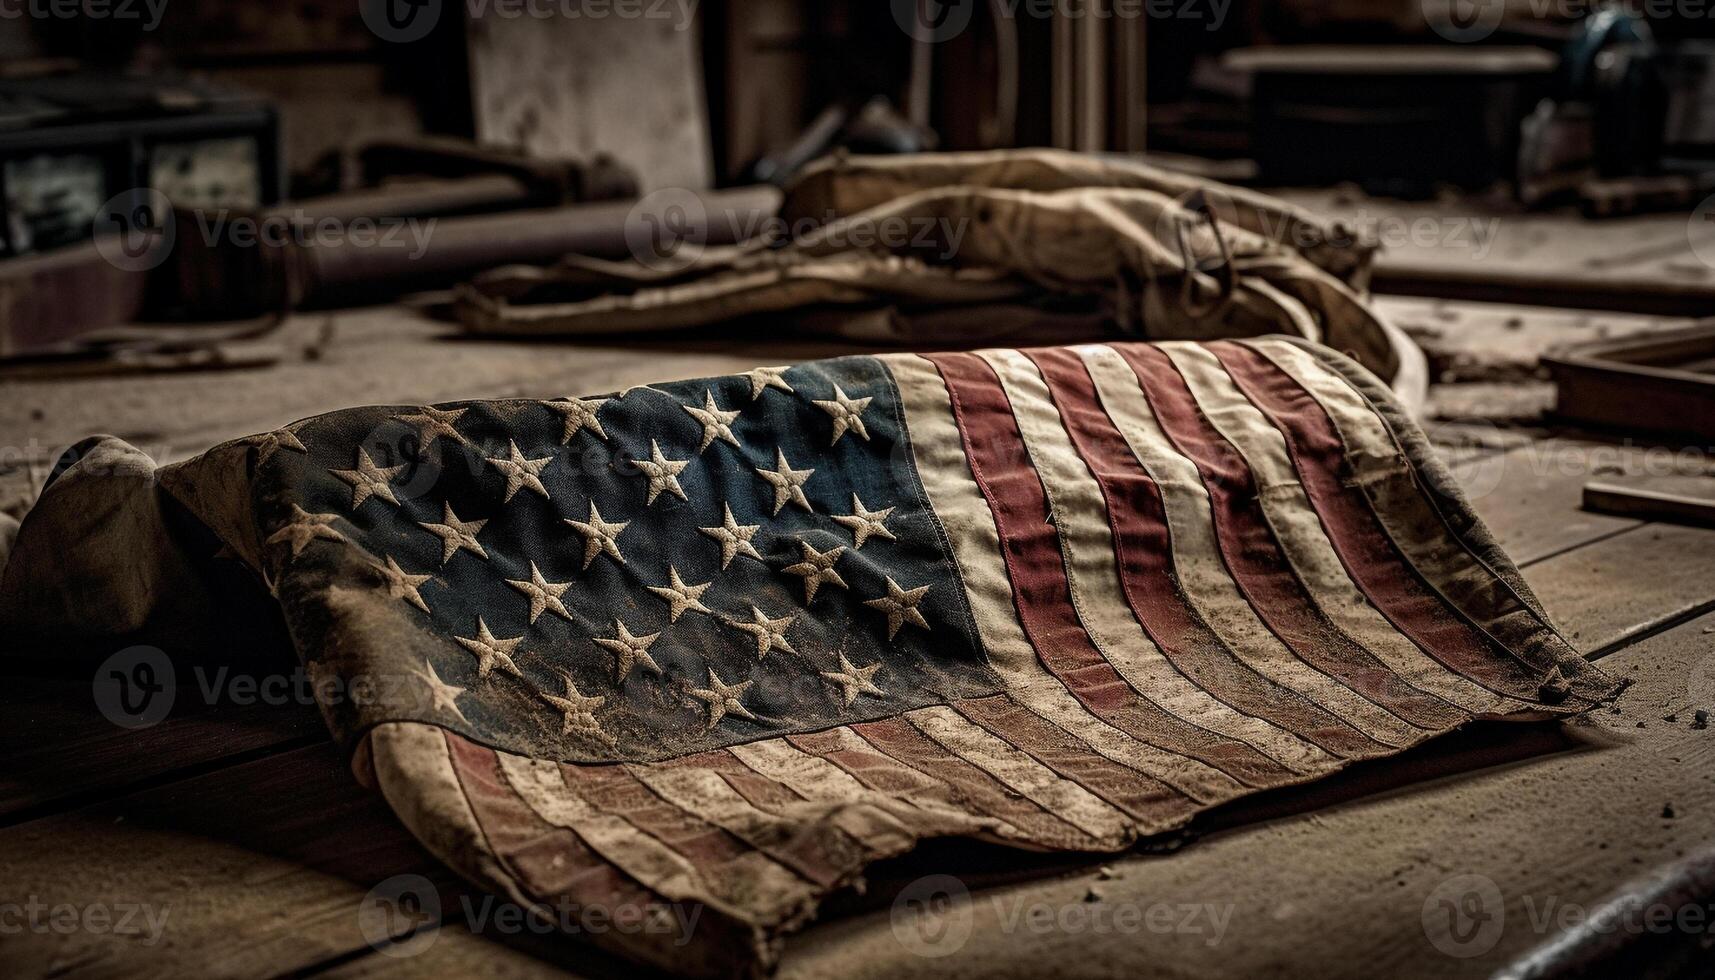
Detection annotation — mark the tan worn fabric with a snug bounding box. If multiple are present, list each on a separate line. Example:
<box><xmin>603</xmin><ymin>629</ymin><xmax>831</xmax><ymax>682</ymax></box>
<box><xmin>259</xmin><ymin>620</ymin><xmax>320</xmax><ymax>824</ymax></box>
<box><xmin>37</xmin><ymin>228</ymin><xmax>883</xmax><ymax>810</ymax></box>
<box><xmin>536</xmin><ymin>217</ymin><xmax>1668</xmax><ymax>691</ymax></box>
<box><xmin>453</xmin><ymin>150</ymin><xmax>1426</xmax><ymax>414</ymax></box>
<box><xmin>780</xmin><ymin>148</ymin><xmax>1376</xmax><ymax>288</ymax></box>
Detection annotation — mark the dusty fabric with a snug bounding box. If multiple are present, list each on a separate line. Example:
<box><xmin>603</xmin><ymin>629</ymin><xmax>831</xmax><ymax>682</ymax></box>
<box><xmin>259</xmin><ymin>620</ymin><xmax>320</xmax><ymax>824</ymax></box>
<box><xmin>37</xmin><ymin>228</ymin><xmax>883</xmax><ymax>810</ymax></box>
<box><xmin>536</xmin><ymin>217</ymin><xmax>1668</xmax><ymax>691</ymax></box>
<box><xmin>778</xmin><ymin>149</ymin><xmax>1377</xmax><ymax>288</ymax></box>
<box><xmin>453</xmin><ymin>150</ymin><xmax>1425</xmax><ymax>413</ymax></box>
<box><xmin>0</xmin><ymin>337</ymin><xmax>1613</xmax><ymax>976</ymax></box>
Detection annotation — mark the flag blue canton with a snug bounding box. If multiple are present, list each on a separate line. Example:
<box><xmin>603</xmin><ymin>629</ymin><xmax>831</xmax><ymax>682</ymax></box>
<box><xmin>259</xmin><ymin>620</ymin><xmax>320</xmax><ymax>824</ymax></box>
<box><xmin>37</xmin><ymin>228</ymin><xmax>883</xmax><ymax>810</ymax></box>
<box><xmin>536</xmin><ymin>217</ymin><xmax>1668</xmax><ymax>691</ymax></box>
<box><xmin>257</xmin><ymin>355</ymin><xmax>1001</xmax><ymax>761</ymax></box>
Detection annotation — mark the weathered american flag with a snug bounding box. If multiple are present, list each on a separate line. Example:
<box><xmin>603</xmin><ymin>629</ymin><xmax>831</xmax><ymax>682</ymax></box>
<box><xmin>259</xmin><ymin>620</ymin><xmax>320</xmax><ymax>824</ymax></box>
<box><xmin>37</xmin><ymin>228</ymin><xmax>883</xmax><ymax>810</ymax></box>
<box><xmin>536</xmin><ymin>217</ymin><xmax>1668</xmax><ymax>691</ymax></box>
<box><xmin>122</xmin><ymin>340</ymin><xmax>1615</xmax><ymax>973</ymax></box>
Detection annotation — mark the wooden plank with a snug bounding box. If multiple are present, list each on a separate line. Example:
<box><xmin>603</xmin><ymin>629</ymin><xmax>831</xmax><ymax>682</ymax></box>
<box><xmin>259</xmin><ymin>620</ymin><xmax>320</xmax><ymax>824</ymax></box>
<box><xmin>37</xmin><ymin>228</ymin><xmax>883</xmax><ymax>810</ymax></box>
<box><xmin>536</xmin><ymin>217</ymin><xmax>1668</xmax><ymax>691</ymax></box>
<box><xmin>1525</xmin><ymin>523</ymin><xmax>1715</xmax><ymax>657</ymax></box>
<box><xmin>1450</xmin><ymin>437</ymin><xmax>1645</xmax><ymax>567</ymax></box>
<box><xmin>314</xmin><ymin>926</ymin><xmax>579</xmax><ymax>979</ymax></box>
<box><xmin>1582</xmin><ymin>475</ymin><xmax>1715</xmax><ymax>528</ymax></box>
<box><xmin>0</xmin><ymin>672</ymin><xmax>324</xmax><ymax>823</ymax></box>
<box><xmin>0</xmin><ymin>738</ymin><xmax>686</xmax><ymax>979</ymax></box>
<box><xmin>1373</xmin><ymin>295</ymin><xmax>1691</xmax><ymax>386</ymax></box>
<box><xmin>1446</xmin><ymin>435</ymin><xmax>1715</xmax><ymax>655</ymax></box>
<box><xmin>0</xmin><ymin>744</ymin><xmax>461</xmax><ymax>977</ymax></box>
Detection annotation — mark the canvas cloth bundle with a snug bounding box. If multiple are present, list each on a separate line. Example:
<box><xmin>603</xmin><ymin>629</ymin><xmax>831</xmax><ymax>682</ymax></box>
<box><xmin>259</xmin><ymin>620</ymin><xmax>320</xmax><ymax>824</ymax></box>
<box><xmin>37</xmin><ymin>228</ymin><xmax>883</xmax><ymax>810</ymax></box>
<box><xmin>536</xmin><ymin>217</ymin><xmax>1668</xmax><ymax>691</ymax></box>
<box><xmin>454</xmin><ymin>149</ymin><xmax>1426</xmax><ymax>413</ymax></box>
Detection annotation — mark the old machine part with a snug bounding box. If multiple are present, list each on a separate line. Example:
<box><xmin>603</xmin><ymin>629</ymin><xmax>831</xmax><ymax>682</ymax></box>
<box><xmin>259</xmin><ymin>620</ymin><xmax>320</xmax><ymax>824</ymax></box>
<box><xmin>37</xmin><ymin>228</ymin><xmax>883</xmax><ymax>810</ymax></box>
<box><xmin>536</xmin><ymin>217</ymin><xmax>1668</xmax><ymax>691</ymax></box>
<box><xmin>0</xmin><ymin>131</ymin><xmax>678</xmax><ymax>357</ymax></box>
<box><xmin>0</xmin><ymin>239</ymin><xmax>149</xmax><ymax>357</ymax></box>
<box><xmin>1224</xmin><ymin>45</ymin><xmax>1558</xmax><ymax>195</ymax></box>
<box><xmin>163</xmin><ymin>183</ymin><xmax>782</xmax><ymax>317</ymax></box>
<box><xmin>357</xmin><ymin>136</ymin><xmax>640</xmax><ymax>205</ymax></box>
<box><xmin>0</xmin><ymin>71</ymin><xmax>281</xmax><ymax>257</ymax></box>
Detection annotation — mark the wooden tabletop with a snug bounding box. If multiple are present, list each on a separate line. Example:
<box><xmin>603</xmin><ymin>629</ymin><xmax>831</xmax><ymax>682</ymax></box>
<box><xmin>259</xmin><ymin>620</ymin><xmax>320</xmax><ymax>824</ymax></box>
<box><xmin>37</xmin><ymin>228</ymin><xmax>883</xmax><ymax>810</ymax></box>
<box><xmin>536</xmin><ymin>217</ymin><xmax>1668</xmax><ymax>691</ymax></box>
<box><xmin>2</xmin><ymin>307</ymin><xmax>1712</xmax><ymax>979</ymax></box>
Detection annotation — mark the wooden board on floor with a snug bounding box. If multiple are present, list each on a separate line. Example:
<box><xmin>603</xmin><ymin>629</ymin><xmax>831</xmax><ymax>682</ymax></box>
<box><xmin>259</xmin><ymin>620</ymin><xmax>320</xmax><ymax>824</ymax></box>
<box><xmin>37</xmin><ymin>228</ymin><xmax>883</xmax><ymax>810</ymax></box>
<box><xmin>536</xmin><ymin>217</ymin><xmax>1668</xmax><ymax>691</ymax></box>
<box><xmin>1372</xmin><ymin>295</ymin><xmax>1692</xmax><ymax>384</ymax></box>
<box><xmin>0</xmin><ymin>744</ymin><xmax>444</xmax><ymax>978</ymax></box>
<box><xmin>1526</xmin><ymin>524</ymin><xmax>1715</xmax><ymax>656</ymax></box>
<box><xmin>1449</xmin><ymin>437</ymin><xmax>1644</xmax><ymax>567</ymax></box>
<box><xmin>1281</xmin><ymin>189</ymin><xmax>1715</xmax><ymax>316</ymax></box>
<box><xmin>0</xmin><ymin>673</ymin><xmax>324</xmax><ymax>824</ymax></box>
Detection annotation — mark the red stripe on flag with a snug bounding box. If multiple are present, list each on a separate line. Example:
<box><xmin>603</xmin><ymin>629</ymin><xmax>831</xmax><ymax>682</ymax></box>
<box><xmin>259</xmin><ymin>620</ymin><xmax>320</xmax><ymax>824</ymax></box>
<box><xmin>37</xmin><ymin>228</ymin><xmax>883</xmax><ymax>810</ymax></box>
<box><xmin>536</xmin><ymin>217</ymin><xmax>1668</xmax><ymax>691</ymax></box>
<box><xmin>652</xmin><ymin>751</ymin><xmax>850</xmax><ymax>887</ymax></box>
<box><xmin>558</xmin><ymin>762</ymin><xmax>761</xmax><ymax>875</ymax></box>
<box><xmin>925</xmin><ymin>351</ymin><xmax>1294</xmax><ymax>787</ymax></box>
<box><xmin>956</xmin><ymin>694</ymin><xmax>1198</xmax><ymax>827</ymax></box>
<box><xmin>1028</xmin><ymin>347</ymin><xmax>1409</xmax><ymax>755</ymax></box>
<box><xmin>848</xmin><ymin>715</ymin><xmax>1101</xmax><ymax>850</ymax></box>
<box><xmin>442</xmin><ymin>732</ymin><xmax>729</xmax><ymax>969</ymax></box>
<box><xmin>1207</xmin><ymin>342</ymin><xmax>1553</xmax><ymax>702</ymax></box>
<box><xmin>1111</xmin><ymin>345</ymin><xmax>1464</xmax><ymax>731</ymax></box>
<box><xmin>787</xmin><ymin>729</ymin><xmax>956</xmax><ymax>797</ymax></box>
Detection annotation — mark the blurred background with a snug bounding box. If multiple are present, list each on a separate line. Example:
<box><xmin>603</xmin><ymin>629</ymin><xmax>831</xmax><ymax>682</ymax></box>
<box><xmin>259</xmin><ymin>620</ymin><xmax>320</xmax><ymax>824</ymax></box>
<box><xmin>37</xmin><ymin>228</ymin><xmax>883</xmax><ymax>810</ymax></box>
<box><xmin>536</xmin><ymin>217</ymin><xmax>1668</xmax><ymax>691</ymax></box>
<box><xmin>4</xmin><ymin>0</ymin><xmax>1714</xmax><ymax>208</ymax></box>
<box><xmin>1</xmin><ymin>0</ymin><xmax>1713</xmax><ymax>428</ymax></box>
